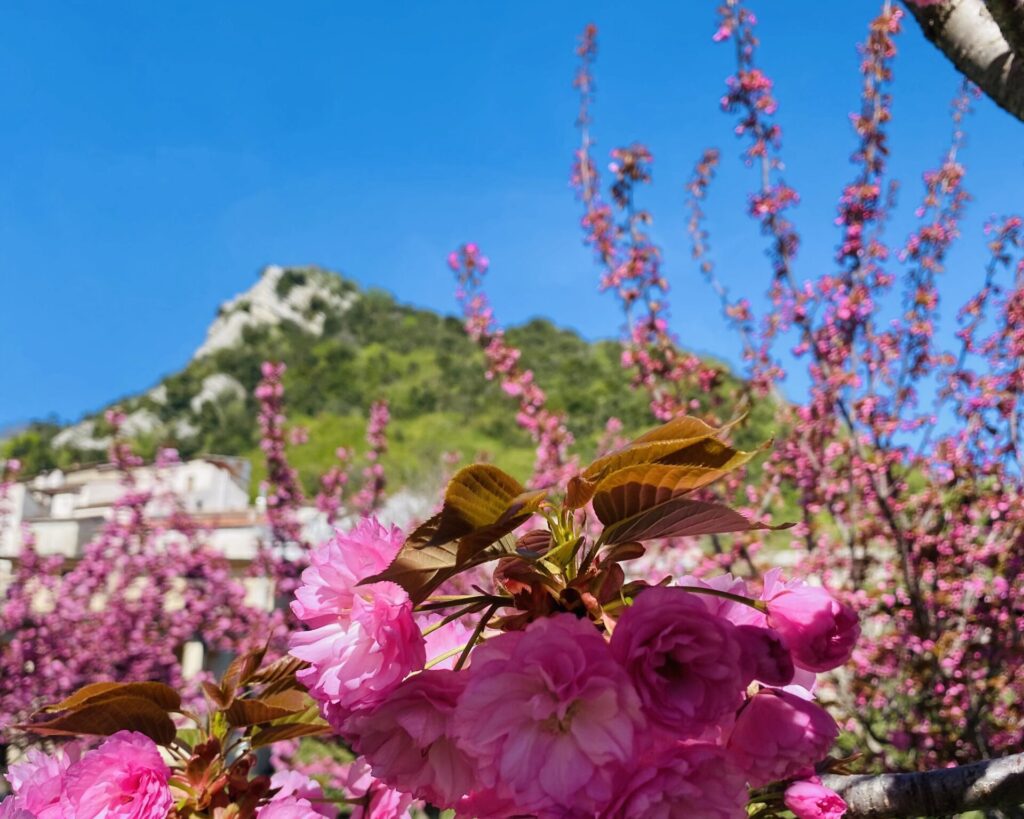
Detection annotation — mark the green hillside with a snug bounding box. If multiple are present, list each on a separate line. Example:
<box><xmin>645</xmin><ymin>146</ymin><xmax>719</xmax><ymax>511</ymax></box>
<box><xmin>3</xmin><ymin>266</ymin><xmax>774</xmax><ymax>494</ymax></box>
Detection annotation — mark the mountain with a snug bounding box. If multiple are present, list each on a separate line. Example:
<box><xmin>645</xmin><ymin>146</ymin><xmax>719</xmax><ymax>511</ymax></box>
<box><xmin>3</xmin><ymin>266</ymin><xmax>769</xmax><ymax>493</ymax></box>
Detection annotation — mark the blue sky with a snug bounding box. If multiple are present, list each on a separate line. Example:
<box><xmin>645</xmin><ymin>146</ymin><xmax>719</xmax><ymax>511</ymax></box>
<box><xmin>2</xmin><ymin>1</ymin><xmax>1022</xmax><ymax>428</ymax></box>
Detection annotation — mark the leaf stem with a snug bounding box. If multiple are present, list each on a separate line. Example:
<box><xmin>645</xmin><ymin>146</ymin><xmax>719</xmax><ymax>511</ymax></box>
<box><xmin>676</xmin><ymin>584</ymin><xmax>768</xmax><ymax>612</ymax></box>
<box><xmin>454</xmin><ymin>603</ymin><xmax>500</xmax><ymax>671</ymax></box>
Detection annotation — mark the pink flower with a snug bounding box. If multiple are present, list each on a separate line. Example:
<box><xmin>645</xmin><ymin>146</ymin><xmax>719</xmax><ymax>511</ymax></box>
<box><xmin>289</xmin><ymin>518</ymin><xmax>426</xmax><ymax>722</ymax></box>
<box><xmin>785</xmin><ymin>777</ymin><xmax>848</xmax><ymax>819</ymax></box>
<box><xmin>340</xmin><ymin>757</ymin><xmax>413</xmax><ymax>819</ymax></box>
<box><xmin>765</xmin><ymin>585</ymin><xmax>859</xmax><ymax>672</ymax></box>
<box><xmin>0</xmin><ymin>799</ymin><xmax>34</xmax><ymax>819</ymax></box>
<box><xmin>726</xmin><ymin>689</ymin><xmax>839</xmax><ymax>786</ymax></box>
<box><xmin>257</xmin><ymin>795</ymin><xmax>323</xmax><ymax>819</ymax></box>
<box><xmin>61</xmin><ymin>731</ymin><xmax>172</xmax><ymax>819</ymax></box>
<box><xmin>290</xmin><ymin>517</ymin><xmax>404</xmax><ymax>627</ymax></box>
<box><xmin>604</xmin><ymin>742</ymin><xmax>747</xmax><ymax>818</ymax></box>
<box><xmin>2</xmin><ymin>743</ymin><xmax>81</xmax><ymax>818</ymax></box>
<box><xmin>347</xmin><ymin>670</ymin><xmax>474</xmax><ymax>807</ymax></box>
<box><xmin>610</xmin><ymin>587</ymin><xmax>747</xmax><ymax>734</ymax></box>
<box><xmin>736</xmin><ymin>624</ymin><xmax>796</xmax><ymax>687</ymax></box>
<box><xmin>262</xmin><ymin>771</ymin><xmax>333</xmax><ymax>818</ymax></box>
<box><xmin>453</xmin><ymin>613</ymin><xmax>645</xmax><ymax>815</ymax></box>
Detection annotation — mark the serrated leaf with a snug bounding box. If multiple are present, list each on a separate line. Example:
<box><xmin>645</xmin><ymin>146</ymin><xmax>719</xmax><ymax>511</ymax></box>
<box><xmin>591</xmin><ymin>449</ymin><xmax>762</xmax><ymax>526</ymax></box>
<box><xmin>222</xmin><ymin>646</ymin><xmax>267</xmax><ymax>699</ymax></box>
<box><xmin>602</xmin><ymin>497</ymin><xmax>791</xmax><ymax>546</ymax></box>
<box><xmin>445</xmin><ymin>464</ymin><xmax>527</xmax><ymax>527</ymax></box>
<box><xmin>42</xmin><ymin>681</ymin><xmax>181</xmax><ymax>714</ymax></box>
<box><xmin>202</xmin><ymin>681</ymin><xmax>229</xmax><ymax>709</ymax></box>
<box><xmin>224</xmin><ymin>690</ymin><xmax>310</xmax><ymax>727</ymax></box>
<box><xmin>582</xmin><ymin>415</ymin><xmax>745</xmax><ymax>485</ymax></box>
<box><xmin>564</xmin><ymin>475</ymin><xmax>597</xmax><ymax>510</ymax></box>
<box><xmin>363</xmin><ymin>463</ymin><xmax>544</xmax><ymax>603</ymax></box>
<box><xmin>364</xmin><ymin>534</ymin><xmax>519</xmax><ymax>606</ymax></box>
<box><xmin>250</xmin><ymin>721</ymin><xmax>331</xmax><ymax>748</ymax></box>
<box><xmin>21</xmin><ymin>696</ymin><xmax>177</xmax><ymax>745</ymax></box>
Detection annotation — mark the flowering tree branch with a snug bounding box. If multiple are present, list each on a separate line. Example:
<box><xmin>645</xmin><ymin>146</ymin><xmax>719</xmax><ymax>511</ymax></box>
<box><xmin>823</xmin><ymin>751</ymin><xmax>1024</xmax><ymax>817</ymax></box>
<box><xmin>903</xmin><ymin>0</ymin><xmax>1024</xmax><ymax>122</ymax></box>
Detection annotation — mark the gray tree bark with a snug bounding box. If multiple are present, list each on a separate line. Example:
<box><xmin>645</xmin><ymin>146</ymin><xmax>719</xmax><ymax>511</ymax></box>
<box><xmin>902</xmin><ymin>0</ymin><xmax>1024</xmax><ymax>123</ymax></box>
<box><xmin>822</xmin><ymin>752</ymin><xmax>1024</xmax><ymax>817</ymax></box>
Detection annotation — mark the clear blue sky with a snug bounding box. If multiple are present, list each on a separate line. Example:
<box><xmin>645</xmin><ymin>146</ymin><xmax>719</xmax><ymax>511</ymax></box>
<box><xmin>2</xmin><ymin>1</ymin><xmax>1022</xmax><ymax>429</ymax></box>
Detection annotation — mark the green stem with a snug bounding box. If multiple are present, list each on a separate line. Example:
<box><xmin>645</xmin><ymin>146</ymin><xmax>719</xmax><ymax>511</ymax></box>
<box><xmin>677</xmin><ymin>584</ymin><xmax>767</xmax><ymax>612</ymax></box>
<box><xmin>454</xmin><ymin>603</ymin><xmax>500</xmax><ymax>671</ymax></box>
<box><xmin>424</xmin><ymin>644</ymin><xmax>467</xmax><ymax>670</ymax></box>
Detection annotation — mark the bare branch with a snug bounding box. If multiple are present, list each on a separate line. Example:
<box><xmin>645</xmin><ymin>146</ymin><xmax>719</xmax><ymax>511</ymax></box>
<box><xmin>823</xmin><ymin>752</ymin><xmax>1024</xmax><ymax>818</ymax></box>
<box><xmin>902</xmin><ymin>0</ymin><xmax>1024</xmax><ymax>123</ymax></box>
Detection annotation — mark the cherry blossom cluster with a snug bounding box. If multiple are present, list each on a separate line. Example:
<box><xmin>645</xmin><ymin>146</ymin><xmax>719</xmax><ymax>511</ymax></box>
<box><xmin>0</xmin><ymin>731</ymin><xmax>347</xmax><ymax>819</ymax></box>
<box><xmin>450</xmin><ymin>243</ymin><xmax>577</xmax><ymax>488</ymax></box>
<box><xmin>287</xmin><ymin>516</ymin><xmax>856</xmax><ymax>817</ymax></box>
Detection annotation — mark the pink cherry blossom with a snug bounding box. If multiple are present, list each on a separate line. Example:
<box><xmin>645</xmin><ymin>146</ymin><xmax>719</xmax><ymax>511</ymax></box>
<box><xmin>290</xmin><ymin>517</ymin><xmax>405</xmax><ymax>628</ymax></box>
<box><xmin>257</xmin><ymin>795</ymin><xmax>323</xmax><ymax>819</ymax></box>
<box><xmin>339</xmin><ymin>757</ymin><xmax>413</xmax><ymax>819</ymax></box>
<box><xmin>604</xmin><ymin>742</ymin><xmax>747</xmax><ymax>818</ymax></box>
<box><xmin>0</xmin><ymin>799</ymin><xmax>33</xmax><ymax>819</ymax></box>
<box><xmin>289</xmin><ymin>518</ymin><xmax>426</xmax><ymax>723</ymax></box>
<box><xmin>766</xmin><ymin>584</ymin><xmax>860</xmax><ymax>672</ymax></box>
<box><xmin>453</xmin><ymin>613</ymin><xmax>645</xmax><ymax>815</ymax></box>
<box><xmin>726</xmin><ymin>688</ymin><xmax>839</xmax><ymax>786</ymax></box>
<box><xmin>346</xmin><ymin>669</ymin><xmax>474</xmax><ymax>807</ymax></box>
<box><xmin>290</xmin><ymin>576</ymin><xmax>425</xmax><ymax>724</ymax></box>
<box><xmin>2</xmin><ymin>743</ymin><xmax>81</xmax><ymax>819</ymax></box>
<box><xmin>785</xmin><ymin>777</ymin><xmax>848</xmax><ymax>819</ymax></box>
<box><xmin>610</xmin><ymin>587</ymin><xmax>748</xmax><ymax>734</ymax></box>
<box><xmin>263</xmin><ymin>771</ymin><xmax>334</xmax><ymax>818</ymax></box>
<box><xmin>61</xmin><ymin>731</ymin><xmax>173</xmax><ymax>819</ymax></box>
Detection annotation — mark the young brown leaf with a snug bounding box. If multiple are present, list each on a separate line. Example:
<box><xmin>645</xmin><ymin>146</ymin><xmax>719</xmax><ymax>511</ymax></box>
<box><xmin>362</xmin><ymin>464</ymin><xmax>544</xmax><ymax>604</ymax></box>
<box><xmin>591</xmin><ymin>449</ymin><xmax>762</xmax><ymax>526</ymax></box>
<box><xmin>581</xmin><ymin>415</ymin><xmax>748</xmax><ymax>485</ymax></box>
<box><xmin>221</xmin><ymin>646</ymin><xmax>268</xmax><ymax>699</ymax></box>
<box><xmin>21</xmin><ymin>696</ymin><xmax>177</xmax><ymax>745</ymax></box>
<box><xmin>564</xmin><ymin>475</ymin><xmax>597</xmax><ymax>510</ymax></box>
<box><xmin>364</xmin><ymin>534</ymin><xmax>520</xmax><ymax>605</ymax></box>
<box><xmin>250</xmin><ymin>721</ymin><xmax>331</xmax><ymax>748</ymax></box>
<box><xmin>41</xmin><ymin>681</ymin><xmax>181</xmax><ymax>714</ymax></box>
<box><xmin>250</xmin><ymin>656</ymin><xmax>309</xmax><ymax>697</ymax></box>
<box><xmin>224</xmin><ymin>690</ymin><xmax>310</xmax><ymax>727</ymax></box>
<box><xmin>601</xmin><ymin>497</ymin><xmax>791</xmax><ymax>545</ymax></box>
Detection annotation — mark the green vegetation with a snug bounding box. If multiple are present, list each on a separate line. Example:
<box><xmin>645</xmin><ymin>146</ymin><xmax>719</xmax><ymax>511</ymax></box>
<box><xmin>2</xmin><ymin>268</ymin><xmax>777</xmax><ymax>496</ymax></box>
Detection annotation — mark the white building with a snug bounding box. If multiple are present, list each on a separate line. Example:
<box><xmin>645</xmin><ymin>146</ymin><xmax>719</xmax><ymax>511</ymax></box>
<box><xmin>0</xmin><ymin>456</ymin><xmax>268</xmax><ymax>563</ymax></box>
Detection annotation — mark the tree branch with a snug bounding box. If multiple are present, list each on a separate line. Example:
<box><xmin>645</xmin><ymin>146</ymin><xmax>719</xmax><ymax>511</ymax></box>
<box><xmin>902</xmin><ymin>0</ymin><xmax>1024</xmax><ymax>123</ymax></box>
<box><xmin>823</xmin><ymin>752</ymin><xmax>1024</xmax><ymax>818</ymax></box>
